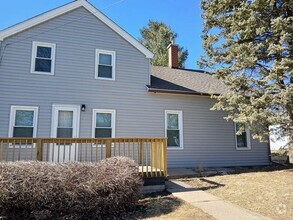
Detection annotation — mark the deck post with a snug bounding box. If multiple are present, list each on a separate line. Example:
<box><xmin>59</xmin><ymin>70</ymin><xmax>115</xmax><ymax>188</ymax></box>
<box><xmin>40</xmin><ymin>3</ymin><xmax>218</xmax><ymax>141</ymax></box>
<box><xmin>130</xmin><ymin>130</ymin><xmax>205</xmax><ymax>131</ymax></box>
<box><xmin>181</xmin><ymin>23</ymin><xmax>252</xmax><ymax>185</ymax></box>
<box><xmin>36</xmin><ymin>139</ymin><xmax>43</xmax><ymax>161</ymax></box>
<box><xmin>106</xmin><ymin>140</ymin><xmax>111</xmax><ymax>158</ymax></box>
<box><xmin>163</xmin><ymin>138</ymin><xmax>167</xmax><ymax>177</ymax></box>
<box><xmin>139</xmin><ymin>140</ymin><xmax>143</xmax><ymax>165</ymax></box>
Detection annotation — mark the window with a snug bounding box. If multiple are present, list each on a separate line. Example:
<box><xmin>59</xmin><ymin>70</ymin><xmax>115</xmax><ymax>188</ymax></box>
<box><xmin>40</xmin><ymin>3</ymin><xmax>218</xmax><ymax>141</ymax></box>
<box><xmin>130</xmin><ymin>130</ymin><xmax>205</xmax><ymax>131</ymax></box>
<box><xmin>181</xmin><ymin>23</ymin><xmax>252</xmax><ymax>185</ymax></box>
<box><xmin>165</xmin><ymin>110</ymin><xmax>183</xmax><ymax>149</ymax></box>
<box><xmin>95</xmin><ymin>49</ymin><xmax>115</xmax><ymax>80</ymax></box>
<box><xmin>235</xmin><ymin>123</ymin><xmax>251</xmax><ymax>150</ymax></box>
<box><xmin>92</xmin><ymin>109</ymin><xmax>115</xmax><ymax>138</ymax></box>
<box><xmin>9</xmin><ymin>106</ymin><xmax>38</xmax><ymax>138</ymax></box>
<box><xmin>57</xmin><ymin>111</ymin><xmax>73</xmax><ymax>138</ymax></box>
<box><xmin>31</xmin><ymin>41</ymin><xmax>56</xmax><ymax>75</ymax></box>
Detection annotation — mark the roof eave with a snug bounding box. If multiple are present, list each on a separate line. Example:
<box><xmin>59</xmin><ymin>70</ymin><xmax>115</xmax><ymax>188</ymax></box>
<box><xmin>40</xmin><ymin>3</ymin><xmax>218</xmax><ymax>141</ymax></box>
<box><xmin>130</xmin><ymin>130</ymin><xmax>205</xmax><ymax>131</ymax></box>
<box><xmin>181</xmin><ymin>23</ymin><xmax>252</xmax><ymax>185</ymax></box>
<box><xmin>146</xmin><ymin>86</ymin><xmax>220</xmax><ymax>97</ymax></box>
<box><xmin>0</xmin><ymin>0</ymin><xmax>154</xmax><ymax>59</ymax></box>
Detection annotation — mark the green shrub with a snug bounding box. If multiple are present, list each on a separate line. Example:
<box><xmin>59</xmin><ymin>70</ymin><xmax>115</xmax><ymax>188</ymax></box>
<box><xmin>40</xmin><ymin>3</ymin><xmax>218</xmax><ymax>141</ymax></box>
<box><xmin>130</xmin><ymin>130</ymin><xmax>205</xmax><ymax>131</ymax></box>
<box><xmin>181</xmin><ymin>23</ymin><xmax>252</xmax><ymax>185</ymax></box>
<box><xmin>0</xmin><ymin>157</ymin><xmax>143</xmax><ymax>219</ymax></box>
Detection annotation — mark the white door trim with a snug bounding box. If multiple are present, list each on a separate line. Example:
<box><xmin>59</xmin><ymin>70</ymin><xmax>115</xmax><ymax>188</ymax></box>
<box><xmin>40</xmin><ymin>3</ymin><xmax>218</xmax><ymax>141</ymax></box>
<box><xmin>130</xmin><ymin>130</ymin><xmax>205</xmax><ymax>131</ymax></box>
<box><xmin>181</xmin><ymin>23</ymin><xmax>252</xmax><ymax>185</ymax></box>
<box><xmin>51</xmin><ymin>104</ymin><xmax>81</xmax><ymax>138</ymax></box>
<box><xmin>50</xmin><ymin>104</ymin><xmax>81</xmax><ymax>162</ymax></box>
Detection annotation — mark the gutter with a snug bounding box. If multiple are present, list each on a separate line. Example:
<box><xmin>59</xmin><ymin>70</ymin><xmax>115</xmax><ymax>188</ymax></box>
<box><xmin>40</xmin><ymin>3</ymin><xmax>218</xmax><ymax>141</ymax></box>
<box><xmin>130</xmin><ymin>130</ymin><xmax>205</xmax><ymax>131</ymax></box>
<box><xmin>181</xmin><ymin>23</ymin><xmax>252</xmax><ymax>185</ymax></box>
<box><xmin>146</xmin><ymin>86</ymin><xmax>218</xmax><ymax>97</ymax></box>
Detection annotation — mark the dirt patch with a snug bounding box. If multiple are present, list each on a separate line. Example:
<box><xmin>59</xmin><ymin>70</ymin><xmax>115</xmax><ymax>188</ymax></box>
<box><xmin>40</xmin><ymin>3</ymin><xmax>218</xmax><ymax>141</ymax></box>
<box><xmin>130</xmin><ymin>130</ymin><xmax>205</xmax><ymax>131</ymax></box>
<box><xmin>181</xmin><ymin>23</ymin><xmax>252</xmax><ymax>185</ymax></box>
<box><xmin>181</xmin><ymin>165</ymin><xmax>293</xmax><ymax>220</ymax></box>
<box><xmin>120</xmin><ymin>192</ymin><xmax>214</xmax><ymax>219</ymax></box>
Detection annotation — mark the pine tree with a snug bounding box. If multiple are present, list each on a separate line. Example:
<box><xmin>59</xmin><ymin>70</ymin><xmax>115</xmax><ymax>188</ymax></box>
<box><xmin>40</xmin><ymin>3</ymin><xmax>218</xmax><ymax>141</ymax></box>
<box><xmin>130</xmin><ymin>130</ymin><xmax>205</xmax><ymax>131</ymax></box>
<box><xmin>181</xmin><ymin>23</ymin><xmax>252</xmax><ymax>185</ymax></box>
<box><xmin>200</xmin><ymin>0</ymin><xmax>293</xmax><ymax>162</ymax></box>
<box><xmin>140</xmin><ymin>20</ymin><xmax>188</xmax><ymax>68</ymax></box>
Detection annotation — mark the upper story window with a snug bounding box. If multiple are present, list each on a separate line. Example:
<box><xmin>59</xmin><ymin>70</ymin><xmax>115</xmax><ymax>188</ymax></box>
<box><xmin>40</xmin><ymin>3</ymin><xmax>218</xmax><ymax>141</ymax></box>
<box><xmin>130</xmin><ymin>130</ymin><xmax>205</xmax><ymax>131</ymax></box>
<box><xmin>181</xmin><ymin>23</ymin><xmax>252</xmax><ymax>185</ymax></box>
<box><xmin>9</xmin><ymin>106</ymin><xmax>38</xmax><ymax>138</ymax></box>
<box><xmin>95</xmin><ymin>49</ymin><xmax>116</xmax><ymax>80</ymax></box>
<box><xmin>92</xmin><ymin>109</ymin><xmax>116</xmax><ymax>138</ymax></box>
<box><xmin>235</xmin><ymin>123</ymin><xmax>251</xmax><ymax>150</ymax></box>
<box><xmin>31</xmin><ymin>41</ymin><xmax>56</xmax><ymax>75</ymax></box>
<box><xmin>165</xmin><ymin>110</ymin><xmax>183</xmax><ymax>149</ymax></box>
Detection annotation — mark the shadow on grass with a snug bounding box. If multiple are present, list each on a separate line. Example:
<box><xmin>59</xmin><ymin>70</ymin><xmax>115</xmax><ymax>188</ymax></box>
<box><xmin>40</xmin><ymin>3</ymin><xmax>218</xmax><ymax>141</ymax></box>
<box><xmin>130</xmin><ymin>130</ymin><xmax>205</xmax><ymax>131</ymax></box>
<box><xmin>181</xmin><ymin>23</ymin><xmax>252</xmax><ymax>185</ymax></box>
<box><xmin>197</xmin><ymin>178</ymin><xmax>225</xmax><ymax>190</ymax></box>
<box><xmin>226</xmin><ymin>164</ymin><xmax>293</xmax><ymax>175</ymax></box>
<box><xmin>179</xmin><ymin>178</ymin><xmax>225</xmax><ymax>191</ymax></box>
<box><xmin>122</xmin><ymin>191</ymin><xmax>183</xmax><ymax>219</ymax></box>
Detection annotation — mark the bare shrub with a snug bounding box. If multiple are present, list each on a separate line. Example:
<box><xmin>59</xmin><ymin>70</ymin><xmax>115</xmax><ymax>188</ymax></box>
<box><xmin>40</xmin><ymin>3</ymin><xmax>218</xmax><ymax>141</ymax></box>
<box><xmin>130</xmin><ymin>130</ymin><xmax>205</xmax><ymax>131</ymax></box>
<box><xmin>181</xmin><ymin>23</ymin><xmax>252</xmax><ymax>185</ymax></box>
<box><xmin>0</xmin><ymin>157</ymin><xmax>143</xmax><ymax>219</ymax></box>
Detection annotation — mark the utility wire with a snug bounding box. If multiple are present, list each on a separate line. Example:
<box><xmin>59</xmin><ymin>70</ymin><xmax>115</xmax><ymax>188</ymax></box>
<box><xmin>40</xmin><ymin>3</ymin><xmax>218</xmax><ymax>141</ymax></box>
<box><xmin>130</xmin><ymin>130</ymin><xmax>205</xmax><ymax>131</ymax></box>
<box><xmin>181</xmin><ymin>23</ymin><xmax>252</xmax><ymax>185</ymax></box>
<box><xmin>0</xmin><ymin>43</ymin><xmax>8</xmax><ymax>64</ymax></box>
<box><xmin>0</xmin><ymin>0</ymin><xmax>125</xmax><ymax>64</ymax></box>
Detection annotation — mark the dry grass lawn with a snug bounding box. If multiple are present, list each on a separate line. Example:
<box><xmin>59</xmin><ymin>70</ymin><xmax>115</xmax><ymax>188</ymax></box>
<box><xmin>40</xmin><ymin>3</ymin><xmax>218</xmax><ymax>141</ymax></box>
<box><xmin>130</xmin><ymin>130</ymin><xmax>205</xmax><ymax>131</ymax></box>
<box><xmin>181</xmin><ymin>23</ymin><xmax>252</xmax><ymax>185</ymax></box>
<box><xmin>181</xmin><ymin>165</ymin><xmax>293</xmax><ymax>220</ymax></box>
<box><xmin>122</xmin><ymin>192</ymin><xmax>214</xmax><ymax>220</ymax></box>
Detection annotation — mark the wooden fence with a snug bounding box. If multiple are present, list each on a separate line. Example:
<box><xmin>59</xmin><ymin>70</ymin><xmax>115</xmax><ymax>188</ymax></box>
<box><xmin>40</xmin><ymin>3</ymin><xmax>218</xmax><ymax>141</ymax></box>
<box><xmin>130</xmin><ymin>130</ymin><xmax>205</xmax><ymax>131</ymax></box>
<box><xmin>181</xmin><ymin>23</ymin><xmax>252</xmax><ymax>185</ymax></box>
<box><xmin>0</xmin><ymin>138</ymin><xmax>167</xmax><ymax>178</ymax></box>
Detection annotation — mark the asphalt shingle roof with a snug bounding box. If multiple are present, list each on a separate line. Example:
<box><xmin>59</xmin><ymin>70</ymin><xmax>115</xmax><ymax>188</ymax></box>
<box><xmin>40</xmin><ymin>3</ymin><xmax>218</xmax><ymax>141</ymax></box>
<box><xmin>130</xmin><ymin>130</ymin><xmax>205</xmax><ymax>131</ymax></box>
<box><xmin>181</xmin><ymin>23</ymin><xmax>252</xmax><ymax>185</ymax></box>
<box><xmin>149</xmin><ymin>66</ymin><xmax>228</xmax><ymax>95</ymax></box>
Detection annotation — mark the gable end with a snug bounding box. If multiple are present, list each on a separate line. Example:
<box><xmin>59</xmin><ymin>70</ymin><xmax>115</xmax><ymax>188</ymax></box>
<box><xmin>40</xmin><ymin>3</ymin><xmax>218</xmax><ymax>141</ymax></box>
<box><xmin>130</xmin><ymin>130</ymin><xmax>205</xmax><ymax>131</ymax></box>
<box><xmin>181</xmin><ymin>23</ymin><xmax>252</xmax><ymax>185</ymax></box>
<box><xmin>0</xmin><ymin>0</ymin><xmax>153</xmax><ymax>59</ymax></box>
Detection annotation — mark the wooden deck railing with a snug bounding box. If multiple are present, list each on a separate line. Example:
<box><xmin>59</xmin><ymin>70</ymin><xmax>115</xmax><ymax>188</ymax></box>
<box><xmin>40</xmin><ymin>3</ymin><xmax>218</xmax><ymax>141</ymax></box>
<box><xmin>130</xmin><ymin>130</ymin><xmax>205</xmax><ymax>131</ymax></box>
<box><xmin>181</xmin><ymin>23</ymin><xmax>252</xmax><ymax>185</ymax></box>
<box><xmin>0</xmin><ymin>138</ymin><xmax>167</xmax><ymax>178</ymax></box>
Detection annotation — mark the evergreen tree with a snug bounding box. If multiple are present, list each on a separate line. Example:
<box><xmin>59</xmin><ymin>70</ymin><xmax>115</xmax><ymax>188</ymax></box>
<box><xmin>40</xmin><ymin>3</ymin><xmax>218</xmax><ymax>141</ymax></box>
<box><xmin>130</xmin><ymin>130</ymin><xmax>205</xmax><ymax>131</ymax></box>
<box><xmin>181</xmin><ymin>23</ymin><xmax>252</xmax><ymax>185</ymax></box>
<box><xmin>140</xmin><ymin>21</ymin><xmax>188</xmax><ymax>68</ymax></box>
<box><xmin>200</xmin><ymin>0</ymin><xmax>293</xmax><ymax>161</ymax></box>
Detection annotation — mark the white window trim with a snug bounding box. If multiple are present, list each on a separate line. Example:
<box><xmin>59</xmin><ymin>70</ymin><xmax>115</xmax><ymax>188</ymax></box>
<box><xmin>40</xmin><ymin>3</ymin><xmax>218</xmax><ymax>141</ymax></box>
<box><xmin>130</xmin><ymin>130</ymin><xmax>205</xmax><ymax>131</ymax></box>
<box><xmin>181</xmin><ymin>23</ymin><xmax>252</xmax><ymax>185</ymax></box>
<box><xmin>92</xmin><ymin>109</ymin><xmax>116</xmax><ymax>139</ymax></box>
<box><xmin>95</xmin><ymin>49</ymin><xmax>116</xmax><ymax>80</ymax></box>
<box><xmin>31</xmin><ymin>41</ymin><xmax>56</xmax><ymax>75</ymax></box>
<box><xmin>9</xmin><ymin>106</ymin><xmax>39</xmax><ymax>148</ymax></box>
<box><xmin>234</xmin><ymin>123</ymin><xmax>251</xmax><ymax>150</ymax></box>
<box><xmin>165</xmin><ymin>110</ymin><xmax>184</xmax><ymax>150</ymax></box>
<box><xmin>50</xmin><ymin>104</ymin><xmax>80</xmax><ymax>138</ymax></box>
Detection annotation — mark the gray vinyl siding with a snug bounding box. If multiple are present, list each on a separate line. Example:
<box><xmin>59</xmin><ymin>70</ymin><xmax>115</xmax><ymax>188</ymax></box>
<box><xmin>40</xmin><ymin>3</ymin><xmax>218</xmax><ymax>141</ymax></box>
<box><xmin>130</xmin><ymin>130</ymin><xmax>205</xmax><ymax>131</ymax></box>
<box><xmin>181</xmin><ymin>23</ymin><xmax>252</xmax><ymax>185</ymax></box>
<box><xmin>0</xmin><ymin>7</ymin><xmax>270</xmax><ymax>167</ymax></box>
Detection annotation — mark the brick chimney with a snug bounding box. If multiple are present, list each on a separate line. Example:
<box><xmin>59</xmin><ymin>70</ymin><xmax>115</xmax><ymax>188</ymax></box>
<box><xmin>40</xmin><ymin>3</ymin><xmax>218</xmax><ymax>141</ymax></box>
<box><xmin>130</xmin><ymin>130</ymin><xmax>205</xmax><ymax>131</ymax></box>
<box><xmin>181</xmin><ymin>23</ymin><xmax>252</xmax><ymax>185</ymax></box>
<box><xmin>167</xmin><ymin>43</ymin><xmax>178</xmax><ymax>69</ymax></box>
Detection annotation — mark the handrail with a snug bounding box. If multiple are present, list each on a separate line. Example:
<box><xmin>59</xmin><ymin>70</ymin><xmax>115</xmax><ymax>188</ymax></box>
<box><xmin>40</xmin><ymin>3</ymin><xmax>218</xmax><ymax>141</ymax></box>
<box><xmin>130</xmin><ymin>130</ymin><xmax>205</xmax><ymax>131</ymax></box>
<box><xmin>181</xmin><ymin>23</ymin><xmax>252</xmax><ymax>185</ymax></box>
<box><xmin>0</xmin><ymin>137</ymin><xmax>167</xmax><ymax>178</ymax></box>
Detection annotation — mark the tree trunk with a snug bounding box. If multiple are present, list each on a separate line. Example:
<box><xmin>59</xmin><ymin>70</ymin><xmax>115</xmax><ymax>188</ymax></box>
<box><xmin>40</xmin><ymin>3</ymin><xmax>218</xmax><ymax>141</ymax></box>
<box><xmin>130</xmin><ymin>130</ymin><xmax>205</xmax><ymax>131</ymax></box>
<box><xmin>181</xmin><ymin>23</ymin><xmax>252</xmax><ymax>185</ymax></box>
<box><xmin>288</xmin><ymin>132</ymin><xmax>293</xmax><ymax>164</ymax></box>
<box><xmin>289</xmin><ymin>141</ymin><xmax>293</xmax><ymax>164</ymax></box>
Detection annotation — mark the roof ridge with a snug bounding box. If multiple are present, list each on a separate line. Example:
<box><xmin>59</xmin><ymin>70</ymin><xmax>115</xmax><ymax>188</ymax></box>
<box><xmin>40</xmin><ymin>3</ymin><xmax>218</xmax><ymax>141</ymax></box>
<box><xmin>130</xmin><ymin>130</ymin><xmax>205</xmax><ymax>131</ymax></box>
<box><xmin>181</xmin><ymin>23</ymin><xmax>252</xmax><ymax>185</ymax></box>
<box><xmin>0</xmin><ymin>0</ymin><xmax>154</xmax><ymax>58</ymax></box>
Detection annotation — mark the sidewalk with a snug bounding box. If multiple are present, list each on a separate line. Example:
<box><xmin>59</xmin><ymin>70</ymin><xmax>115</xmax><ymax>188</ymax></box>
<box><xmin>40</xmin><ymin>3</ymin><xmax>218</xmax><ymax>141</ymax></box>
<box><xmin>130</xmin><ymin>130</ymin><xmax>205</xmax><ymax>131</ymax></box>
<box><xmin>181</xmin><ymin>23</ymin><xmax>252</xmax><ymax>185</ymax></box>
<box><xmin>166</xmin><ymin>180</ymin><xmax>271</xmax><ymax>220</ymax></box>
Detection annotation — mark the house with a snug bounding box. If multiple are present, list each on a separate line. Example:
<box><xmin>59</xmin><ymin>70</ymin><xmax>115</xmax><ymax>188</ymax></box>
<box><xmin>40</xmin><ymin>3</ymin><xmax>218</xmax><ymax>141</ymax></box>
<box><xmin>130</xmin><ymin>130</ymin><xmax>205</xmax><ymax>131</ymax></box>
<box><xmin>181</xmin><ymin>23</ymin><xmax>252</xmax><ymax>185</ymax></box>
<box><xmin>0</xmin><ymin>0</ymin><xmax>270</xmax><ymax>168</ymax></box>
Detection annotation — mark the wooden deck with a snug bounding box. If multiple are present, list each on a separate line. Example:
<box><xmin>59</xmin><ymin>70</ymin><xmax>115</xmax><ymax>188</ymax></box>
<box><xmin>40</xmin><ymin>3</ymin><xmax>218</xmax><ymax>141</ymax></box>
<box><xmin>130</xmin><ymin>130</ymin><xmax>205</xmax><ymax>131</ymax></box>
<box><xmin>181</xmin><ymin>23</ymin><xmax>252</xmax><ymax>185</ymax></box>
<box><xmin>0</xmin><ymin>138</ymin><xmax>167</xmax><ymax>178</ymax></box>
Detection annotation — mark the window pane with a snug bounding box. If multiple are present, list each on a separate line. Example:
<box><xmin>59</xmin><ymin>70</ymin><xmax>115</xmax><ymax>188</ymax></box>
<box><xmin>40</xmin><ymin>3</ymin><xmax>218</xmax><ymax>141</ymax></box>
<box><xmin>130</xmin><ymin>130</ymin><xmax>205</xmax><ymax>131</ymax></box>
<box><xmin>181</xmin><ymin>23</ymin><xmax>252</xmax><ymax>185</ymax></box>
<box><xmin>15</xmin><ymin>110</ymin><xmax>34</xmax><ymax>126</ymax></box>
<box><xmin>96</xmin><ymin>113</ymin><xmax>111</xmax><ymax>127</ymax></box>
<box><xmin>98</xmin><ymin>65</ymin><xmax>112</xmax><ymax>78</ymax></box>
<box><xmin>37</xmin><ymin>46</ymin><xmax>51</xmax><ymax>58</ymax></box>
<box><xmin>58</xmin><ymin>111</ymin><xmax>73</xmax><ymax>127</ymax></box>
<box><xmin>57</xmin><ymin>128</ymin><xmax>73</xmax><ymax>138</ymax></box>
<box><xmin>99</xmin><ymin>54</ymin><xmax>112</xmax><ymax>65</ymax></box>
<box><xmin>95</xmin><ymin>128</ymin><xmax>112</xmax><ymax>138</ymax></box>
<box><xmin>167</xmin><ymin>114</ymin><xmax>179</xmax><ymax>129</ymax></box>
<box><xmin>13</xmin><ymin>127</ymin><xmax>33</xmax><ymax>137</ymax></box>
<box><xmin>35</xmin><ymin>59</ymin><xmax>52</xmax><ymax>72</ymax></box>
<box><xmin>237</xmin><ymin>132</ymin><xmax>248</xmax><ymax>148</ymax></box>
<box><xmin>167</xmin><ymin>130</ymin><xmax>180</xmax><ymax>147</ymax></box>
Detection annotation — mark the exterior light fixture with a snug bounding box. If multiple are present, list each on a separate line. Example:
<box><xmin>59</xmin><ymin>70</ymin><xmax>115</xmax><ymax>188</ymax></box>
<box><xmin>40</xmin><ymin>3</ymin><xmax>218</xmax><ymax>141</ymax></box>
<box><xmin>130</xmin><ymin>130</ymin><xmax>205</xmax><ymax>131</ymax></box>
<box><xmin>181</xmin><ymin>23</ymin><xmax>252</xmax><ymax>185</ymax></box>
<box><xmin>81</xmin><ymin>104</ymin><xmax>86</xmax><ymax>112</ymax></box>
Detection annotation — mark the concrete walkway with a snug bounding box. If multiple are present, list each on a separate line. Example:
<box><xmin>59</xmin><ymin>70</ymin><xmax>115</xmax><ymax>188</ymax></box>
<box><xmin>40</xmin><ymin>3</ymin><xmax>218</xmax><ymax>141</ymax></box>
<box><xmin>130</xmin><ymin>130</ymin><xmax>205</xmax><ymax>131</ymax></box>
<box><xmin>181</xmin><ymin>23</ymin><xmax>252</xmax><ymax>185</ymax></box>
<box><xmin>166</xmin><ymin>180</ymin><xmax>271</xmax><ymax>220</ymax></box>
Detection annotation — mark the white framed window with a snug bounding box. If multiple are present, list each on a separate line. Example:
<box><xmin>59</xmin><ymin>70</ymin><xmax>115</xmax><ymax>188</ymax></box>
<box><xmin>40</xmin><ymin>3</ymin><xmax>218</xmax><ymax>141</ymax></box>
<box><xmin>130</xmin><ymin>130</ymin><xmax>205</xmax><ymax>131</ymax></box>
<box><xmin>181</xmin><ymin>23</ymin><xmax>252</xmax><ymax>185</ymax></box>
<box><xmin>92</xmin><ymin>109</ymin><xmax>116</xmax><ymax>138</ymax></box>
<box><xmin>31</xmin><ymin>41</ymin><xmax>56</xmax><ymax>75</ymax></box>
<box><xmin>95</xmin><ymin>49</ymin><xmax>116</xmax><ymax>80</ymax></box>
<box><xmin>235</xmin><ymin>123</ymin><xmax>251</xmax><ymax>150</ymax></box>
<box><xmin>9</xmin><ymin>106</ymin><xmax>39</xmax><ymax>139</ymax></box>
<box><xmin>165</xmin><ymin>110</ymin><xmax>183</xmax><ymax>149</ymax></box>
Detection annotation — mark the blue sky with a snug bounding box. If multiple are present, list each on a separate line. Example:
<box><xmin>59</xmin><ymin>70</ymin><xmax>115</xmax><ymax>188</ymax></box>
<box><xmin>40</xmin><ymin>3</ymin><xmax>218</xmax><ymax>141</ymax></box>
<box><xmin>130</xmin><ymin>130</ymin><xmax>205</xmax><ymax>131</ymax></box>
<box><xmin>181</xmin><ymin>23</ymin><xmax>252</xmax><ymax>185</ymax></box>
<box><xmin>0</xmin><ymin>0</ymin><xmax>204</xmax><ymax>69</ymax></box>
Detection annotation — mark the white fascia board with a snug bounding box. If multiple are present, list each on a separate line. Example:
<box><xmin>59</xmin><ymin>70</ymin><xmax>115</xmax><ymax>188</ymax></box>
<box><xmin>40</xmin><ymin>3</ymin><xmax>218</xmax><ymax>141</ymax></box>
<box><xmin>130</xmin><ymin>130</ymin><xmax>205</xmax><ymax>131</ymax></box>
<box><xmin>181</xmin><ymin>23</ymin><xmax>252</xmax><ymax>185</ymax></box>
<box><xmin>81</xmin><ymin>1</ymin><xmax>153</xmax><ymax>59</ymax></box>
<box><xmin>0</xmin><ymin>0</ymin><xmax>154</xmax><ymax>59</ymax></box>
<box><xmin>0</xmin><ymin>1</ymin><xmax>82</xmax><ymax>41</ymax></box>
